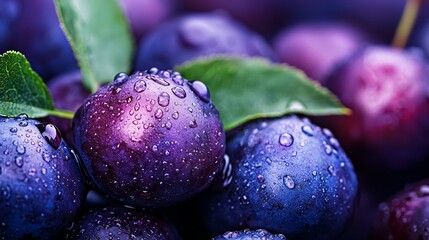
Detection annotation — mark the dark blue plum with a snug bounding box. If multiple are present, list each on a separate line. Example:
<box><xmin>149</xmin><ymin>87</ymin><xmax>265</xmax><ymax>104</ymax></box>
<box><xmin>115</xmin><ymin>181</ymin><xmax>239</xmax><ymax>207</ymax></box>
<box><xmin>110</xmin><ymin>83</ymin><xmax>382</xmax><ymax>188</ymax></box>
<box><xmin>200</xmin><ymin>115</ymin><xmax>358</xmax><ymax>240</ymax></box>
<box><xmin>0</xmin><ymin>0</ymin><xmax>21</xmax><ymax>53</ymax></box>
<box><xmin>48</xmin><ymin>70</ymin><xmax>90</xmax><ymax>145</ymax></box>
<box><xmin>213</xmin><ymin>229</ymin><xmax>287</xmax><ymax>240</ymax></box>
<box><xmin>64</xmin><ymin>206</ymin><xmax>180</xmax><ymax>239</ymax></box>
<box><xmin>371</xmin><ymin>179</ymin><xmax>429</xmax><ymax>240</ymax></box>
<box><xmin>134</xmin><ymin>12</ymin><xmax>275</xmax><ymax>70</ymax></box>
<box><xmin>118</xmin><ymin>0</ymin><xmax>177</xmax><ymax>43</ymax></box>
<box><xmin>273</xmin><ymin>22</ymin><xmax>368</xmax><ymax>84</ymax></box>
<box><xmin>73</xmin><ymin>69</ymin><xmax>226</xmax><ymax>207</ymax></box>
<box><xmin>0</xmin><ymin>114</ymin><xmax>86</xmax><ymax>239</ymax></box>
<box><xmin>8</xmin><ymin>0</ymin><xmax>77</xmax><ymax>80</ymax></box>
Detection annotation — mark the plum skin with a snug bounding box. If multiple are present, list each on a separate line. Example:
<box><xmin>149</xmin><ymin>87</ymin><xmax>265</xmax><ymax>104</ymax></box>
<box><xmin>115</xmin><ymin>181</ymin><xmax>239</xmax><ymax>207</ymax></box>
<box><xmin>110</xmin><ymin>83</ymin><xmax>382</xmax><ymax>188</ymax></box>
<box><xmin>200</xmin><ymin>115</ymin><xmax>358</xmax><ymax>240</ymax></box>
<box><xmin>65</xmin><ymin>206</ymin><xmax>180</xmax><ymax>239</ymax></box>
<box><xmin>324</xmin><ymin>45</ymin><xmax>429</xmax><ymax>170</ymax></box>
<box><xmin>134</xmin><ymin>12</ymin><xmax>275</xmax><ymax>71</ymax></box>
<box><xmin>213</xmin><ymin>229</ymin><xmax>287</xmax><ymax>240</ymax></box>
<box><xmin>73</xmin><ymin>69</ymin><xmax>226</xmax><ymax>207</ymax></box>
<box><xmin>0</xmin><ymin>115</ymin><xmax>86</xmax><ymax>239</ymax></box>
<box><xmin>371</xmin><ymin>179</ymin><xmax>429</xmax><ymax>240</ymax></box>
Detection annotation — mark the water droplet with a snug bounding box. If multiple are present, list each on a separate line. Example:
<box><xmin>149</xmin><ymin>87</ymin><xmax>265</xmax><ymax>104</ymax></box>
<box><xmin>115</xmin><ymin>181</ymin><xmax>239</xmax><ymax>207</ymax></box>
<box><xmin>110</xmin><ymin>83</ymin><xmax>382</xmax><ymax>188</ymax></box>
<box><xmin>42</xmin><ymin>153</ymin><xmax>51</xmax><ymax>163</ymax></box>
<box><xmin>28</xmin><ymin>168</ymin><xmax>36</xmax><ymax>176</ymax></box>
<box><xmin>221</xmin><ymin>154</ymin><xmax>233</xmax><ymax>188</ymax></box>
<box><xmin>172</xmin><ymin>74</ymin><xmax>184</xmax><ymax>85</ymax></box>
<box><xmin>279</xmin><ymin>133</ymin><xmax>294</xmax><ymax>147</ymax></box>
<box><xmin>41</xmin><ymin>168</ymin><xmax>47</xmax><ymax>175</ymax></box>
<box><xmin>165</xmin><ymin>122</ymin><xmax>172</xmax><ymax>130</ymax></box>
<box><xmin>36</xmin><ymin>123</ymin><xmax>62</xmax><ymax>150</ymax></box>
<box><xmin>0</xmin><ymin>185</ymin><xmax>11</xmax><ymax>200</ymax></box>
<box><xmin>113</xmin><ymin>72</ymin><xmax>128</xmax><ymax>84</ymax></box>
<box><xmin>188</xmin><ymin>107</ymin><xmax>193</xmax><ymax>113</ymax></box>
<box><xmin>16</xmin><ymin>113</ymin><xmax>28</xmax><ymax>121</ymax></box>
<box><xmin>324</xmin><ymin>144</ymin><xmax>332</xmax><ymax>155</ymax></box>
<box><xmin>3</xmin><ymin>149</ymin><xmax>10</xmax><ymax>155</ymax></box>
<box><xmin>134</xmin><ymin>80</ymin><xmax>147</xmax><ymax>93</ymax></box>
<box><xmin>171</xmin><ymin>87</ymin><xmax>186</xmax><ymax>98</ymax></box>
<box><xmin>283</xmin><ymin>175</ymin><xmax>295</xmax><ymax>189</ymax></box>
<box><xmin>329</xmin><ymin>137</ymin><xmax>340</xmax><ymax>149</ymax></box>
<box><xmin>190</xmin><ymin>81</ymin><xmax>210</xmax><ymax>102</ymax></box>
<box><xmin>134</xmin><ymin>102</ymin><xmax>140</xmax><ymax>111</ymax></box>
<box><xmin>145</xmin><ymin>105</ymin><xmax>153</xmax><ymax>112</ymax></box>
<box><xmin>322</xmin><ymin>128</ymin><xmax>333</xmax><ymax>137</ymax></box>
<box><xmin>172</xmin><ymin>111</ymin><xmax>179</xmax><ymax>119</ymax></box>
<box><xmin>189</xmin><ymin>119</ymin><xmax>198</xmax><ymax>128</ymax></box>
<box><xmin>312</xmin><ymin>170</ymin><xmax>317</xmax><ymax>176</ymax></box>
<box><xmin>301</xmin><ymin>125</ymin><xmax>314</xmax><ymax>136</ymax></box>
<box><xmin>148</xmin><ymin>67</ymin><xmax>158</xmax><ymax>74</ymax></box>
<box><xmin>15</xmin><ymin>156</ymin><xmax>23</xmax><ymax>168</ymax></box>
<box><xmin>328</xmin><ymin>166</ymin><xmax>335</xmax><ymax>175</ymax></box>
<box><xmin>16</xmin><ymin>145</ymin><xmax>25</xmax><ymax>155</ymax></box>
<box><xmin>10</xmin><ymin>128</ymin><xmax>17</xmax><ymax>133</ymax></box>
<box><xmin>288</xmin><ymin>100</ymin><xmax>305</xmax><ymax>110</ymax></box>
<box><xmin>155</xmin><ymin>109</ymin><xmax>163</xmax><ymax>119</ymax></box>
<box><xmin>150</xmin><ymin>75</ymin><xmax>170</xmax><ymax>86</ymax></box>
<box><xmin>152</xmin><ymin>145</ymin><xmax>158</xmax><ymax>152</ymax></box>
<box><xmin>257</xmin><ymin>174</ymin><xmax>265</xmax><ymax>183</ymax></box>
<box><xmin>158</xmin><ymin>92</ymin><xmax>170</xmax><ymax>107</ymax></box>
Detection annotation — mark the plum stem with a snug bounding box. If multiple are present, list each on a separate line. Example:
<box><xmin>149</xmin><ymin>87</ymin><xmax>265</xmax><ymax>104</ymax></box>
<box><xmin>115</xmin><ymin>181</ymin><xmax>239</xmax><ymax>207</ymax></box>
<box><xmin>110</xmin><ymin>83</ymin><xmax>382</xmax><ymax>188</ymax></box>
<box><xmin>392</xmin><ymin>0</ymin><xmax>423</xmax><ymax>48</ymax></box>
<box><xmin>46</xmin><ymin>109</ymin><xmax>74</xmax><ymax>119</ymax></box>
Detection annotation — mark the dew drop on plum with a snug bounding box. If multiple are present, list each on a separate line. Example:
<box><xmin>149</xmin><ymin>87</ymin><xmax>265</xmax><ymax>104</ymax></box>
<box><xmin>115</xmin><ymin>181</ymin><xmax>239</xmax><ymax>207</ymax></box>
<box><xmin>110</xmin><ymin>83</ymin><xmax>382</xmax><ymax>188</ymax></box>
<box><xmin>171</xmin><ymin>86</ymin><xmax>186</xmax><ymax>98</ymax></box>
<box><xmin>279</xmin><ymin>133</ymin><xmax>294</xmax><ymax>147</ymax></box>
<box><xmin>158</xmin><ymin>92</ymin><xmax>170</xmax><ymax>107</ymax></box>
<box><xmin>301</xmin><ymin>125</ymin><xmax>314</xmax><ymax>136</ymax></box>
<box><xmin>36</xmin><ymin>123</ymin><xmax>62</xmax><ymax>150</ymax></box>
<box><xmin>113</xmin><ymin>72</ymin><xmax>129</xmax><ymax>84</ymax></box>
<box><xmin>190</xmin><ymin>80</ymin><xmax>210</xmax><ymax>102</ymax></box>
<box><xmin>283</xmin><ymin>175</ymin><xmax>295</xmax><ymax>189</ymax></box>
<box><xmin>133</xmin><ymin>79</ymin><xmax>147</xmax><ymax>93</ymax></box>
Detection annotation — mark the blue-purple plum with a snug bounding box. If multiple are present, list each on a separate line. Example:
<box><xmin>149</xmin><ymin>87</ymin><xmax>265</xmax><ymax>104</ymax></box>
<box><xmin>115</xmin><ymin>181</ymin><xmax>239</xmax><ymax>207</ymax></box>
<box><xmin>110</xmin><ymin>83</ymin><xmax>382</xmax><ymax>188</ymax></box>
<box><xmin>0</xmin><ymin>114</ymin><xmax>86</xmax><ymax>239</ymax></box>
<box><xmin>118</xmin><ymin>0</ymin><xmax>177</xmax><ymax>43</ymax></box>
<box><xmin>73</xmin><ymin>69</ymin><xmax>226</xmax><ymax>207</ymax></box>
<box><xmin>134</xmin><ymin>12</ymin><xmax>275</xmax><ymax>70</ymax></box>
<box><xmin>273</xmin><ymin>22</ymin><xmax>368</xmax><ymax>84</ymax></box>
<box><xmin>200</xmin><ymin>116</ymin><xmax>358</xmax><ymax>240</ymax></box>
<box><xmin>213</xmin><ymin>229</ymin><xmax>287</xmax><ymax>240</ymax></box>
<box><xmin>48</xmin><ymin>70</ymin><xmax>90</xmax><ymax>145</ymax></box>
<box><xmin>8</xmin><ymin>0</ymin><xmax>77</xmax><ymax>80</ymax></box>
<box><xmin>371</xmin><ymin>179</ymin><xmax>429</xmax><ymax>240</ymax></box>
<box><xmin>324</xmin><ymin>46</ymin><xmax>429</xmax><ymax>170</ymax></box>
<box><xmin>179</xmin><ymin>0</ymin><xmax>284</xmax><ymax>36</ymax></box>
<box><xmin>64</xmin><ymin>206</ymin><xmax>180</xmax><ymax>239</ymax></box>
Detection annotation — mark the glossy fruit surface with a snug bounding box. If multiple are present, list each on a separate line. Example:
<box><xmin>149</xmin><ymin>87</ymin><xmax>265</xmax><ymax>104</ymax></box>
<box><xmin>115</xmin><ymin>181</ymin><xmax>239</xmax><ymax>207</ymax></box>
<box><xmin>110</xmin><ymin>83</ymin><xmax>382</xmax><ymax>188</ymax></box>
<box><xmin>73</xmin><ymin>69</ymin><xmax>225</xmax><ymax>207</ymax></box>
<box><xmin>213</xmin><ymin>229</ymin><xmax>287</xmax><ymax>240</ymax></box>
<box><xmin>201</xmin><ymin>115</ymin><xmax>358</xmax><ymax>240</ymax></box>
<box><xmin>65</xmin><ymin>206</ymin><xmax>180</xmax><ymax>239</ymax></box>
<box><xmin>135</xmin><ymin>12</ymin><xmax>275</xmax><ymax>70</ymax></box>
<box><xmin>0</xmin><ymin>115</ymin><xmax>85</xmax><ymax>239</ymax></box>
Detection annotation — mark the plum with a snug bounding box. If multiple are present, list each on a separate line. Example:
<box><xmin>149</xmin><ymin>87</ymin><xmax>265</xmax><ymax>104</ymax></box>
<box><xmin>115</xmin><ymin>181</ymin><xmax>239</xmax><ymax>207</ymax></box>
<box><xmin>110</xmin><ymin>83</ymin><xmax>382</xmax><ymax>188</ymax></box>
<box><xmin>371</xmin><ymin>179</ymin><xmax>429</xmax><ymax>240</ymax></box>
<box><xmin>273</xmin><ymin>22</ymin><xmax>368</xmax><ymax>84</ymax></box>
<box><xmin>64</xmin><ymin>206</ymin><xmax>180</xmax><ymax>239</ymax></box>
<box><xmin>324</xmin><ymin>45</ymin><xmax>429</xmax><ymax>170</ymax></box>
<box><xmin>134</xmin><ymin>12</ymin><xmax>275</xmax><ymax>70</ymax></box>
<box><xmin>179</xmin><ymin>0</ymin><xmax>284</xmax><ymax>36</ymax></box>
<box><xmin>213</xmin><ymin>229</ymin><xmax>287</xmax><ymax>240</ymax></box>
<box><xmin>200</xmin><ymin>115</ymin><xmax>358</xmax><ymax>239</ymax></box>
<box><xmin>7</xmin><ymin>0</ymin><xmax>77</xmax><ymax>80</ymax></box>
<box><xmin>48</xmin><ymin>70</ymin><xmax>90</xmax><ymax>146</ymax></box>
<box><xmin>0</xmin><ymin>114</ymin><xmax>86</xmax><ymax>239</ymax></box>
<box><xmin>73</xmin><ymin>69</ymin><xmax>225</xmax><ymax>207</ymax></box>
<box><xmin>118</xmin><ymin>0</ymin><xmax>176</xmax><ymax>43</ymax></box>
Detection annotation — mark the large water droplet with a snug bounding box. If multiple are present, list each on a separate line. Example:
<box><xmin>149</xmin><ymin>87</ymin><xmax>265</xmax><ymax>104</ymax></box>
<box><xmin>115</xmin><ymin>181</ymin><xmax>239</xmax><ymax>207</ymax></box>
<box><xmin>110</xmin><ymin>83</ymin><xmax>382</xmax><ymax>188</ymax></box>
<box><xmin>16</xmin><ymin>113</ymin><xmax>29</xmax><ymax>127</ymax></box>
<box><xmin>36</xmin><ymin>123</ymin><xmax>62</xmax><ymax>150</ymax></box>
<box><xmin>9</xmin><ymin>127</ymin><xmax>17</xmax><ymax>133</ymax></box>
<box><xmin>279</xmin><ymin>133</ymin><xmax>294</xmax><ymax>147</ymax></box>
<box><xmin>134</xmin><ymin>79</ymin><xmax>147</xmax><ymax>93</ymax></box>
<box><xmin>113</xmin><ymin>72</ymin><xmax>129</xmax><ymax>84</ymax></box>
<box><xmin>190</xmin><ymin>81</ymin><xmax>210</xmax><ymax>102</ymax></box>
<box><xmin>172</xmin><ymin>73</ymin><xmax>184</xmax><ymax>85</ymax></box>
<box><xmin>288</xmin><ymin>100</ymin><xmax>305</xmax><ymax>110</ymax></box>
<box><xmin>301</xmin><ymin>125</ymin><xmax>314</xmax><ymax>136</ymax></box>
<box><xmin>158</xmin><ymin>92</ymin><xmax>170</xmax><ymax>107</ymax></box>
<box><xmin>283</xmin><ymin>175</ymin><xmax>295</xmax><ymax>189</ymax></box>
<box><xmin>171</xmin><ymin>87</ymin><xmax>186</xmax><ymax>98</ymax></box>
<box><xmin>148</xmin><ymin>67</ymin><xmax>159</xmax><ymax>74</ymax></box>
<box><xmin>16</xmin><ymin>145</ymin><xmax>25</xmax><ymax>155</ymax></box>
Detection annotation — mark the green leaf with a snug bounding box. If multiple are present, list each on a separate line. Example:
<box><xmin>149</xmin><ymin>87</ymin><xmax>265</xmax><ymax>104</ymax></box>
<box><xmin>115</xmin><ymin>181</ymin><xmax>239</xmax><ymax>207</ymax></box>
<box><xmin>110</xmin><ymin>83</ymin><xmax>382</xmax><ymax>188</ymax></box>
<box><xmin>0</xmin><ymin>51</ymin><xmax>74</xmax><ymax>119</ymax></box>
<box><xmin>177</xmin><ymin>56</ymin><xmax>350</xmax><ymax>130</ymax></box>
<box><xmin>55</xmin><ymin>0</ymin><xmax>134</xmax><ymax>93</ymax></box>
